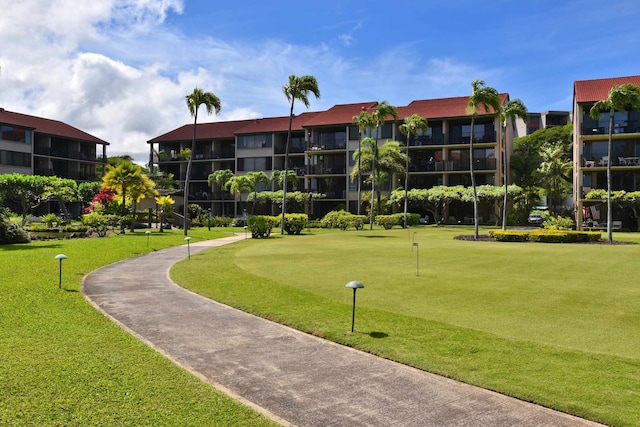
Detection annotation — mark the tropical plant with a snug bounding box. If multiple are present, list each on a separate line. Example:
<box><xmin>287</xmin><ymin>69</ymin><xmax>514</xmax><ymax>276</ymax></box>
<box><xmin>208</xmin><ymin>169</ymin><xmax>235</xmax><ymax>217</ymax></box>
<box><xmin>398</xmin><ymin>114</ymin><xmax>428</xmax><ymax>228</ymax></box>
<box><xmin>466</xmin><ymin>80</ymin><xmax>501</xmax><ymax>239</ymax></box>
<box><xmin>589</xmin><ymin>83</ymin><xmax>640</xmax><ymax>242</ymax></box>
<box><xmin>499</xmin><ymin>99</ymin><xmax>527</xmax><ymax>230</ymax></box>
<box><xmin>352</xmin><ymin>110</ymin><xmax>375</xmax><ymax>215</ymax></box>
<box><xmin>184</xmin><ymin>87</ymin><xmax>222</xmax><ymax>235</ymax></box>
<box><xmin>128</xmin><ymin>174</ymin><xmax>158</xmax><ymax>231</ymax></box>
<box><xmin>351</xmin><ymin>139</ymin><xmax>406</xmax><ymax>220</ymax></box>
<box><xmin>368</xmin><ymin>101</ymin><xmax>398</xmax><ymax>229</ymax></box>
<box><xmin>281</xmin><ymin>74</ymin><xmax>320</xmax><ymax>233</ymax></box>
<box><xmin>155</xmin><ymin>195</ymin><xmax>175</xmax><ymax>232</ymax></box>
<box><xmin>102</xmin><ymin>160</ymin><xmax>145</xmax><ymax>233</ymax></box>
<box><xmin>537</xmin><ymin>143</ymin><xmax>573</xmax><ymax>216</ymax></box>
<box><xmin>243</xmin><ymin>171</ymin><xmax>269</xmax><ymax>214</ymax></box>
<box><xmin>225</xmin><ymin>175</ymin><xmax>251</xmax><ymax>217</ymax></box>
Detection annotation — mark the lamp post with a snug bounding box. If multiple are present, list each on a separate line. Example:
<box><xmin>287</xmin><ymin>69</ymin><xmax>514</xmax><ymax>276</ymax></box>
<box><xmin>208</xmin><ymin>208</ymin><xmax>212</xmax><ymax>231</ymax></box>
<box><xmin>184</xmin><ymin>236</ymin><xmax>192</xmax><ymax>260</ymax></box>
<box><xmin>145</xmin><ymin>230</ymin><xmax>151</xmax><ymax>247</ymax></box>
<box><xmin>244</xmin><ymin>225</ymin><xmax>248</xmax><ymax>239</ymax></box>
<box><xmin>345</xmin><ymin>280</ymin><xmax>364</xmax><ymax>332</ymax></box>
<box><xmin>54</xmin><ymin>254</ymin><xmax>67</xmax><ymax>289</ymax></box>
<box><xmin>413</xmin><ymin>242</ymin><xmax>419</xmax><ymax>276</ymax></box>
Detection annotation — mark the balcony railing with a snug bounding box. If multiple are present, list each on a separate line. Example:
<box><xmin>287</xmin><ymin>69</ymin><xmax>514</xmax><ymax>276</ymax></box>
<box><xmin>306</xmin><ymin>165</ymin><xmax>347</xmax><ymax>175</ymax></box>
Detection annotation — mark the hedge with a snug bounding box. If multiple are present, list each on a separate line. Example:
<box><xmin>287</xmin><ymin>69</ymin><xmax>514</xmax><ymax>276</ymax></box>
<box><xmin>489</xmin><ymin>229</ymin><xmax>602</xmax><ymax>243</ymax></box>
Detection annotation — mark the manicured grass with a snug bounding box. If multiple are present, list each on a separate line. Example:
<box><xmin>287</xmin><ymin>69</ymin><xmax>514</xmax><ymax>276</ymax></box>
<box><xmin>172</xmin><ymin>226</ymin><xmax>640</xmax><ymax>427</ymax></box>
<box><xmin>0</xmin><ymin>228</ymin><xmax>279</xmax><ymax>426</ymax></box>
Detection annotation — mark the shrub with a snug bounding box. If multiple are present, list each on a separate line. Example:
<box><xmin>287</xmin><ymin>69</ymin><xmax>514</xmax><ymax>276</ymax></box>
<box><xmin>41</xmin><ymin>213</ymin><xmax>61</xmax><ymax>228</ymax></box>
<box><xmin>321</xmin><ymin>210</ymin><xmax>366</xmax><ymax>230</ymax></box>
<box><xmin>280</xmin><ymin>213</ymin><xmax>308</xmax><ymax>235</ymax></box>
<box><xmin>247</xmin><ymin>215</ymin><xmax>274</xmax><ymax>238</ymax></box>
<box><xmin>82</xmin><ymin>212</ymin><xmax>114</xmax><ymax>237</ymax></box>
<box><xmin>206</xmin><ymin>216</ymin><xmax>234</xmax><ymax>228</ymax></box>
<box><xmin>0</xmin><ymin>208</ymin><xmax>30</xmax><ymax>244</ymax></box>
<box><xmin>543</xmin><ymin>215</ymin><xmax>574</xmax><ymax>230</ymax></box>
<box><xmin>489</xmin><ymin>230</ymin><xmax>530</xmax><ymax>242</ymax></box>
<box><xmin>375</xmin><ymin>215</ymin><xmax>398</xmax><ymax>230</ymax></box>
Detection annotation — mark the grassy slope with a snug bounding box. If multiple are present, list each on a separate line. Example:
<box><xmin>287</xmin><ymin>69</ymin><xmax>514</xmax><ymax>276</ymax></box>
<box><xmin>172</xmin><ymin>227</ymin><xmax>640</xmax><ymax>427</ymax></box>
<box><xmin>0</xmin><ymin>228</ymin><xmax>278</xmax><ymax>427</ymax></box>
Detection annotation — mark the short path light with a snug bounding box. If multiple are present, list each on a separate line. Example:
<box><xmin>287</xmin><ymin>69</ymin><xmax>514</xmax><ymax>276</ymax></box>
<box><xmin>54</xmin><ymin>254</ymin><xmax>67</xmax><ymax>288</ymax></box>
<box><xmin>345</xmin><ymin>280</ymin><xmax>364</xmax><ymax>332</ymax></box>
<box><xmin>413</xmin><ymin>242</ymin><xmax>419</xmax><ymax>276</ymax></box>
<box><xmin>184</xmin><ymin>236</ymin><xmax>192</xmax><ymax>259</ymax></box>
<box><xmin>145</xmin><ymin>230</ymin><xmax>151</xmax><ymax>247</ymax></box>
<box><xmin>244</xmin><ymin>225</ymin><xmax>248</xmax><ymax>239</ymax></box>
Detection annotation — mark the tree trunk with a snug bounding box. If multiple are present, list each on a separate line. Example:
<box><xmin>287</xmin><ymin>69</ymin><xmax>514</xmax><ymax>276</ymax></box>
<box><xmin>501</xmin><ymin>123</ymin><xmax>508</xmax><ymax>230</ymax></box>
<box><xmin>403</xmin><ymin>134</ymin><xmax>410</xmax><ymax>228</ymax></box>
<box><xmin>184</xmin><ymin>111</ymin><xmax>198</xmax><ymax>236</ymax></box>
<box><xmin>470</xmin><ymin>116</ymin><xmax>479</xmax><ymax>239</ymax></box>
<box><xmin>281</xmin><ymin>101</ymin><xmax>295</xmax><ymax>234</ymax></box>
<box><xmin>607</xmin><ymin>113</ymin><xmax>614</xmax><ymax>242</ymax></box>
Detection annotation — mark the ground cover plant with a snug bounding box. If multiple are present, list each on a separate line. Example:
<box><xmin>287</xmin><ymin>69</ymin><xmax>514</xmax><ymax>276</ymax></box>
<box><xmin>0</xmin><ymin>228</ymin><xmax>278</xmax><ymax>427</ymax></box>
<box><xmin>172</xmin><ymin>226</ymin><xmax>640</xmax><ymax>427</ymax></box>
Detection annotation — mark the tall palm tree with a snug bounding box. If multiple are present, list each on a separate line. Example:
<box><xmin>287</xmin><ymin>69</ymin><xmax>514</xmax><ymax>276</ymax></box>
<box><xmin>102</xmin><ymin>160</ymin><xmax>144</xmax><ymax>233</ymax></box>
<box><xmin>538</xmin><ymin>143</ymin><xmax>573</xmax><ymax>216</ymax></box>
<box><xmin>369</xmin><ymin>101</ymin><xmax>398</xmax><ymax>229</ymax></box>
<box><xmin>282</xmin><ymin>74</ymin><xmax>320</xmax><ymax>233</ymax></box>
<box><xmin>352</xmin><ymin>139</ymin><xmax>406</xmax><ymax>220</ymax></box>
<box><xmin>590</xmin><ymin>83</ymin><xmax>640</xmax><ymax>242</ymax></box>
<box><xmin>352</xmin><ymin>110</ymin><xmax>375</xmax><ymax>215</ymax></box>
<box><xmin>499</xmin><ymin>99</ymin><xmax>528</xmax><ymax>230</ymax></box>
<box><xmin>184</xmin><ymin>87</ymin><xmax>221</xmax><ymax>235</ymax></box>
<box><xmin>208</xmin><ymin>169</ymin><xmax>234</xmax><ymax>217</ymax></box>
<box><xmin>399</xmin><ymin>114</ymin><xmax>428</xmax><ymax>228</ymax></box>
<box><xmin>466</xmin><ymin>80</ymin><xmax>501</xmax><ymax>239</ymax></box>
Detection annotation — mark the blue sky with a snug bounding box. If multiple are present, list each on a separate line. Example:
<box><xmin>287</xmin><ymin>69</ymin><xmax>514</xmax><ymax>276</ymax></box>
<box><xmin>1</xmin><ymin>0</ymin><xmax>640</xmax><ymax>163</ymax></box>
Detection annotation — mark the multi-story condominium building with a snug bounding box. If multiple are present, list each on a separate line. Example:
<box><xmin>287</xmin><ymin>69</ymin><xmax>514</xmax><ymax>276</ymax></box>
<box><xmin>515</xmin><ymin>110</ymin><xmax>571</xmax><ymax>136</ymax></box>
<box><xmin>573</xmin><ymin>75</ymin><xmax>640</xmax><ymax>230</ymax></box>
<box><xmin>0</xmin><ymin>108</ymin><xmax>108</xmax><ymax>181</ymax></box>
<box><xmin>148</xmin><ymin>94</ymin><xmax>514</xmax><ymax>221</ymax></box>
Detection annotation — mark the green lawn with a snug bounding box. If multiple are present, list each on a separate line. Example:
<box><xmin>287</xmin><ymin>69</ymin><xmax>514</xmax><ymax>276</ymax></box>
<box><xmin>0</xmin><ymin>228</ymin><xmax>278</xmax><ymax>427</ymax></box>
<box><xmin>172</xmin><ymin>226</ymin><xmax>640</xmax><ymax>427</ymax></box>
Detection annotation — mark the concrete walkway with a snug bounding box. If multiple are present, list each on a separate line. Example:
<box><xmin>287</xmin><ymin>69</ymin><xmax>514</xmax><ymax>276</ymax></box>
<box><xmin>82</xmin><ymin>236</ymin><xmax>603</xmax><ymax>427</ymax></box>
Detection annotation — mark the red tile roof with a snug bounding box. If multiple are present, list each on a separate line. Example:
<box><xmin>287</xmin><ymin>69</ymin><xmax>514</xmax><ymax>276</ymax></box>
<box><xmin>0</xmin><ymin>108</ymin><xmax>109</xmax><ymax>145</ymax></box>
<box><xmin>148</xmin><ymin>119</ymin><xmax>256</xmax><ymax>143</ymax></box>
<box><xmin>574</xmin><ymin>75</ymin><xmax>640</xmax><ymax>103</ymax></box>
<box><xmin>301</xmin><ymin>102</ymin><xmax>380</xmax><ymax>126</ymax></box>
<box><xmin>234</xmin><ymin>111</ymin><xmax>321</xmax><ymax>134</ymax></box>
<box><xmin>398</xmin><ymin>94</ymin><xmax>509</xmax><ymax>120</ymax></box>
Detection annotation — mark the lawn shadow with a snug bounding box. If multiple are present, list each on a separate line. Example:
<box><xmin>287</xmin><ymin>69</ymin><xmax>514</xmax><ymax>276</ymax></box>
<box><xmin>358</xmin><ymin>235</ymin><xmax>394</xmax><ymax>239</ymax></box>
<box><xmin>0</xmin><ymin>243</ymin><xmax>64</xmax><ymax>251</ymax></box>
<box><xmin>369</xmin><ymin>331</ymin><xmax>389</xmax><ymax>339</ymax></box>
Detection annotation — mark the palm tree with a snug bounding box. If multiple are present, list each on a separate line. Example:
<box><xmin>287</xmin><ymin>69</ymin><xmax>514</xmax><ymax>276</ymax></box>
<box><xmin>282</xmin><ymin>74</ymin><xmax>320</xmax><ymax>233</ymax></box>
<box><xmin>102</xmin><ymin>160</ymin><xmax>144</xmax><ymax>233</ymax></box>
<box><xmin>499</xmin><ymin>99</ymin><xmax>528</xmax><ymax>230</ymax></box>
<box><xmin>466</xmin><ymin>80</ymin><xmax>501</xmax><ymax>239</ymax></box>
<box><xmin>225</xmin><ymin>175</ymin><xmax>251</xmax><ymax>217</ymax></box>
<box><xmin>352</xmin><ymin>110</ymin><xmax>375</xmax><ymax>215</ymax></box>
<box><xmin>399</xmin><ymin>114</ymin><xmax>428</xmax><ymax>228</ymax></box>
<box><xmin>537</xmin><ymin>143</ymin><xmax>573</xmax><ymax>216</ymax></box>
<box><xmin>590</xmin><ymin>83</ymin><xmax>640</xmax><ymax>242</ymax></box>
<box><xmin>368</xmin><ymin>101</ymin><xmax>398</xmax><ymax>229</ymax></box>
<box><xmin>208</xmin><ymin>169</ymin><xmax>234</xmax><ymax>217</ymax></box>
<box><xmin>352</xmin><ymin>139</ymin><xmax>406</xmax><ymax>220</ymax></box>
<box><xmin>184</xmin><ymin>87</ymin><xmax>221</xmax><ymax>235</ymax></box>
<box><xmin>128</xmin><ymin>174</ymin><xmax>158</xmax><ymax>231</ymax></box>
<box><xmin>244</xmin><ymin>171</ymin><xmax>269</xmax><ymax>214</ymax></box>
<box><xmin>155</xmin><ymin>195</ymin><xmax>175</xmax><ymax>232</ymax></box>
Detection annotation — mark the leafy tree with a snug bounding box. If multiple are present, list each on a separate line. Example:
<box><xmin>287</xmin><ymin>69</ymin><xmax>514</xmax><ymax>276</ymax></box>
<box><xmin>352</xmin><ymin>110</ymin><xmax>375</xmax><ymax>214</ymax></box>
<box><xmin>398</xmin><ymin>113</ymin><xmax>428</xmax><ymax>228</ymax></box>
<box><xmin>466</xmin><ymin>80</ymin><xmax>501</xmax><ymax>239</ymax></box>
<box><xmin>270</xmin><ymin>169</ymin><xmax>298</xmax><ymax>191</ymax></box>
<box><xmin>78</xmin><ymin>182</ymin><xmax>101</xmax><ymax>207</ymax></box>
<box><xmin>499</xmin><ymin>99</ymin><xmax>527</xmax><ymax>230</ymax></box>
<box><xmin>281</xmin><ymin>74</ymin><xmax>320</xmax><ymax>233</ymax></box>
<box><xmin>128</xmin><ymin>174</ymin><xmax>158</xmax><ymax>231</ymax></box>
<box><xmin>0</xmin><ymin>174</ymin><xmax>77</xmax><ymax>224</ymax></box>
<box><xmin>537</xmin><ymin>143</ymin><xmax>572</xmax><ymax>216</ymax></box>
<box><xmin>102</xmin><ymin>160</ymin><xmax>145</xmax><ymax>233</ymax></box>
<box><xmin>589</xmin><ymin>83</ymin><xmax>640</xmax><ymax>242</ymax></box>
<box><xmin>184</xmin><ymin>87</ymin><xmax>222</xmax><ymax>235</ymax></box>
<box><xmin>208</xmin><ymin>169</ymin><xmax>234</xmax><ymax>216</ymax></box>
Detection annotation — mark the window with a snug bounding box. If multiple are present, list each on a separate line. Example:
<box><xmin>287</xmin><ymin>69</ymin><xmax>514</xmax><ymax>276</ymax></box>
<box><xmin>0</xmin><ymin>125</ymin><xmax>31</xmax><ymax>144</ymax></box>
<box><xmin>0</xmin><ymin>150</ymin><xmax>31</xmax><ymax>167</ymax></box>
<box><xmin>237</xmin><ymin>134</ymin><xmax>273</xmax><ymax>149</ymax></box>
<box><xmin>237</xmin><ymin>157</ymin><xmax>272</xmax><ymax>171</ymax></box>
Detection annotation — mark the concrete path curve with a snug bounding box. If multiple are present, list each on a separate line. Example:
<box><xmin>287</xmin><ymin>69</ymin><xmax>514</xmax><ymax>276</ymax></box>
<box><xmin>82</xmin><ymin>236</ymin><xmax>603</xmax><ymax>427</ymax></box>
